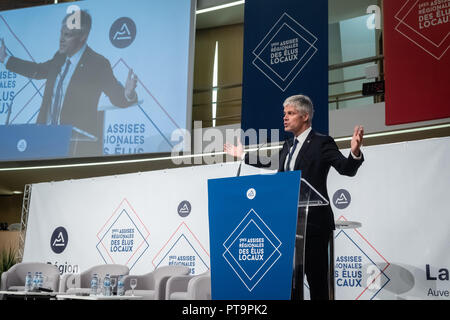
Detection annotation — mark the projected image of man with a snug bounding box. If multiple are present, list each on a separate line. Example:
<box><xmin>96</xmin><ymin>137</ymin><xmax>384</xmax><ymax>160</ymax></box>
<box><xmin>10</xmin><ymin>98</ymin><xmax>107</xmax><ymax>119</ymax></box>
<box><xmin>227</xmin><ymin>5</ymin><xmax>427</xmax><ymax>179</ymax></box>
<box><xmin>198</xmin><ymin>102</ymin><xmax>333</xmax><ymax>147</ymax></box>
<box><xmin>0</xmin><ymin>9</ymin><xmax>138</xmax><ymax>156</ymax></box>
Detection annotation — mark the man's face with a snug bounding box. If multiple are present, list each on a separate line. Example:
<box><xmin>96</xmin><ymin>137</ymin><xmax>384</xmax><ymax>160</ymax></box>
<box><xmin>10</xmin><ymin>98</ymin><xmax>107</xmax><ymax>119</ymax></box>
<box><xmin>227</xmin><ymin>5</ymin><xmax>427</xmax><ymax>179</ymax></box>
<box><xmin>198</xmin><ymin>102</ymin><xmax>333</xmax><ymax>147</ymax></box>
<box><xmin>59</xmin><ymin>25</ymin><xmax>85</xmax><ymax>57</ymax></box>
<box><xmin>283</xmin><ymin>104</ymin><xmax>309</xmax><ymax>136</ymax></box>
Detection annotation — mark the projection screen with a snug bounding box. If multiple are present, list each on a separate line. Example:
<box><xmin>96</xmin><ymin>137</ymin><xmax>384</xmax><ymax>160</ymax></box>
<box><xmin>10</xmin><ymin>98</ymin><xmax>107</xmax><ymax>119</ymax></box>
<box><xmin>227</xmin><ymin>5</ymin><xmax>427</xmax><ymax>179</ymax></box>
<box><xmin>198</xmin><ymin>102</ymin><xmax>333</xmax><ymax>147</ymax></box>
<box><xmin>0</xmin><ymin>0</ymin><xmax>195</xmax><ymax>161</ymax></box>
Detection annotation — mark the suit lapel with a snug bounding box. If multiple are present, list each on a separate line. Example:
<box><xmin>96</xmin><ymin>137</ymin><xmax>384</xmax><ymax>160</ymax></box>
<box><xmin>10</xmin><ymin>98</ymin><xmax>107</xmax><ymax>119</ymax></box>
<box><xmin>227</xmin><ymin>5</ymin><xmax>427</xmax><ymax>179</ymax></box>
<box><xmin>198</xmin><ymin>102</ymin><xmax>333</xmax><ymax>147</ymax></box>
<box><xmin>68</xmin><ymin>46</ymin><xmax>90</xmax><ymax>85</ymax></box>
<box><xmin>279</xmin><ymin>138</ymin><xmax>293</xmax><ymax>172</ymax></box>
<box><xmin>37</xmin><ymin>52</ymin><xmax>66</xmax><ymax>124</ymax></box>
<box><xmin>63</xmin><ymin>47</ymin><xmax>90</xmax><ymax>107</ymax></box>
<box><xmin>293</xmin><ymin>129</ymin><xmax>314</xmax><ymax>170</ymax></box>
<box><xmin>48</xmin><ymin>52</ymin><xmax>66</xmax><ymax>92</ymax></box>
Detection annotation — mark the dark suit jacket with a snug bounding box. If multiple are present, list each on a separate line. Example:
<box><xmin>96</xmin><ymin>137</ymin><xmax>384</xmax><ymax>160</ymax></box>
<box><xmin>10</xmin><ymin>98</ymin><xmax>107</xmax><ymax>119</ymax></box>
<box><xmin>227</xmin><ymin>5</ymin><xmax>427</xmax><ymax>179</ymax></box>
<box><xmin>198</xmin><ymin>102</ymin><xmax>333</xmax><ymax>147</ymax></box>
<box><xmin>6</xmin><ymin>46</ymin><xmax>136</xmax><ymax>155</ymax></box>
<box><xmin>246</xmin><ymin>129</ymin><xmax>364</xmax><ymax>236</ymax></box>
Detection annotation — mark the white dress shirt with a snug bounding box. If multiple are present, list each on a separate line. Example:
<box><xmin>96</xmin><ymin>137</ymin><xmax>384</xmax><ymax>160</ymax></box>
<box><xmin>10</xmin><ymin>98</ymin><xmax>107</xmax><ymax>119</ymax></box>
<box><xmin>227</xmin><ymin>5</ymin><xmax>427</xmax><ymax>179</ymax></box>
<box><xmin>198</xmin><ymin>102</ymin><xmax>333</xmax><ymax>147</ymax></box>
<box><xmin>284</xmin><ymin>127</ymin><xmax>312</xmax><ymax>171</ymax></box>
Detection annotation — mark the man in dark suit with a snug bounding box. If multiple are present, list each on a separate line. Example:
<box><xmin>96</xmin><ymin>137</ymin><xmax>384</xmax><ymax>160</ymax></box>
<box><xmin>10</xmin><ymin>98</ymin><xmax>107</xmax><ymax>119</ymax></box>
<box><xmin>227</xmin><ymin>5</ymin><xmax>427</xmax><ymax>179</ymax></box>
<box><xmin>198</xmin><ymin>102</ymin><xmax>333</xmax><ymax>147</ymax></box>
<box><xmin>0</xmin><ymin>10</ymin><xmax>138</xmax><ymax>157</ymax></box>
<box><xmin>224</xmin><ymin>94</ymin><xmax>364</xmax><ymax>300</ymax></box>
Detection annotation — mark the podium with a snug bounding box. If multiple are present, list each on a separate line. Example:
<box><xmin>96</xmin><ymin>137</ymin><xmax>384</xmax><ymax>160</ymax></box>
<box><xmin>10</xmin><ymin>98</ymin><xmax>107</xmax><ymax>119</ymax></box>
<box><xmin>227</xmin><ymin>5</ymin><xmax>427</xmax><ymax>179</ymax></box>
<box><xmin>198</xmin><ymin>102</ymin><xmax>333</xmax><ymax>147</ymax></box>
<box><xmin>208</xmin><ymin>171</ymin><xmax>300</xmax><ymax>300</ymax></box>
<box><xmin>292</xmin><ymin>178</ymin><xmax>329</xmax><ymax>300</ymax></box>
<box><xmin>208</xmin><ymin>171</ymin><xmax>328</xmax><ymax>300</ymax></box>
<box><xmin>0</xmin><ymin>124</ymin><xmax>97</xmax><ymax>161</ymax></box>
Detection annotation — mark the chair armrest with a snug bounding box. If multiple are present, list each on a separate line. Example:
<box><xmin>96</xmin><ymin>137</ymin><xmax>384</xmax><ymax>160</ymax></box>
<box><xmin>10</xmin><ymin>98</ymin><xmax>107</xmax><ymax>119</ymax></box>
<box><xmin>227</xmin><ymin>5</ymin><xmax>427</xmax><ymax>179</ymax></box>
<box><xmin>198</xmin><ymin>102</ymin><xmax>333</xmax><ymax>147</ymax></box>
<box><xmin>60</xmin><ymin>274</ymin><xmax>81</xmax><ymax>292</ymax></box>
<box><xmin>155</xmin><ymin>275</ymin><xmax>172</xmax><ymax>300</ymax></box>
<box><xmin>165</xmin><ymin>275</ymin><xmax>193</xmax><ymax>300</ymax></box>
<box><xmin>188</xmin><ymin>275</ymin><xmax>211</xmax><ymax>300</ymax></box>
<box><xmin>59</xmin><ymin>273</ymin><xmax>71</xmax><ymax>292</ymax></box>
<box><xmin>0</xmin><ymin>272</ymin><xmax>8</xmax><ymax>291</ymax></box>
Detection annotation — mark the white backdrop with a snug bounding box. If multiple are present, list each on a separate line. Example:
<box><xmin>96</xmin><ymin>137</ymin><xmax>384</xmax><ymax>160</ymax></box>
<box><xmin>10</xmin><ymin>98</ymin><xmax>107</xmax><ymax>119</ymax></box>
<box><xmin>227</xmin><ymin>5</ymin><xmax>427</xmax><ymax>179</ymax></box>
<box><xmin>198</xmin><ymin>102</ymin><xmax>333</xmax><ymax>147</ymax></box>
<box><xmin>23</xmin><ymin>137</ymin><xmax>450</xmax><ymax>299</ymax></box>
<box><xmin>328</xmin><ymin>136</ymin><xmax>450</xmax><ymax>300</ymax></box>
<box><xmin>23</xmin><ymin>162</ymin><xmax>263</xmax><ymax>276</ymax></box>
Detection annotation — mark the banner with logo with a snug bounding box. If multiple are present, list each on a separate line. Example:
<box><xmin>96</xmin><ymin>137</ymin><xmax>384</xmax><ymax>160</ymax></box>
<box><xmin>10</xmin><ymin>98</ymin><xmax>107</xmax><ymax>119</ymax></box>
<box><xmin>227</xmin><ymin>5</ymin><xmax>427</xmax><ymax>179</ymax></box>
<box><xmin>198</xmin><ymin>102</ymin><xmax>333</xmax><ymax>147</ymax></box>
<box><xmin>23</xmin><ymin>137</ymin><xmax>449</xmax><ymax>299</ymax></box>
<box><xmin>23</xmin><ymin>162</ymin><xmax>263</xmax><ymax>276</ymax></box>
<box><xmin>208</xmin><ymin>171</ymin><xmax>301</xmax><ymax>300</ymax></box>
<box><xmin>384</xmin><ymin>0</ymin><xmax>450</xmax><ymax>125</ymax></box>
<box><xmin>241</xmin><ymin>0</ymin><xmax>328</xmax><ymax>143</ymax></box>
<box><xmin>327</xmin><ymin>137</ymin><xmax>450</xmax><ymax>300</ymax></box>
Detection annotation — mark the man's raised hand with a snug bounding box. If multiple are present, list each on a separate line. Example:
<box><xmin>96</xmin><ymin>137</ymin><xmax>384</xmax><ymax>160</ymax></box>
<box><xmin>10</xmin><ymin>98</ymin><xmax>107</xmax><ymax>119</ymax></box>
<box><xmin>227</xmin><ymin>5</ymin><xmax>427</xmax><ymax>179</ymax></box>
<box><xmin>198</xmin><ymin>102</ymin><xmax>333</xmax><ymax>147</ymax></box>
<box><xmin>351</xmin><ymin>125</ymin><xmax>364</xmax><ymax>157</ymax></box>
<box><xmin>224</xmin><ymin>141</ymin><xmax>244</xmax><ymax>159</ymax></box>
<box><xmin>125</xmin><ymin>68</ymin><xmax>138</xmax><ymax>100</ymax></box>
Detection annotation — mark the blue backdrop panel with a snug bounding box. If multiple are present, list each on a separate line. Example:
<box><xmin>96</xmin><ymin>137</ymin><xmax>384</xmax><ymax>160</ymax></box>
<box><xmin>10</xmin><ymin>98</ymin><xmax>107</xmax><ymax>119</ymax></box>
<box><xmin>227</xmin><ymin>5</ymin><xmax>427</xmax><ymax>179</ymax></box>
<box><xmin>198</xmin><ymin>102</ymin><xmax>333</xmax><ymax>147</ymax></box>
<box><xmin>241</xmin><ymin>0</ymin><xmax>328</xmax><ymax>143</ymax></box>
<box><xmin>208</xmin><ymin>171</ymin><xmax>301</xmax><ymax>300</ymax></box>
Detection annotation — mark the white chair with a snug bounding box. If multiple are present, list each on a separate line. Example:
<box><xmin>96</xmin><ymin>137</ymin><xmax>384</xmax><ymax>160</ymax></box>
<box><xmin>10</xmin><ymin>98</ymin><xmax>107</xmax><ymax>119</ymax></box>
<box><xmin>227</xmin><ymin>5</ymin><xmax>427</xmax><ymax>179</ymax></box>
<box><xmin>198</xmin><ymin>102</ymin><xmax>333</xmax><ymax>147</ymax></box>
<box><xmin>0</xmin><ymin>262</ymin><xmax>60</xmax><ymax>292</ymax></box>
<box><xmin>60</xmin><ymin>264</ymin><xmax>129</xmax><ymax>294</ymax></box>
<box><xmin>122</xmin><ymin>265</ymin><xmax>191</xmax><ymax>300</ymax></box>
<box><xmin>166</xmin><ymin>270</ymin><xmax>211</xmax><ymax>300</ymax></box>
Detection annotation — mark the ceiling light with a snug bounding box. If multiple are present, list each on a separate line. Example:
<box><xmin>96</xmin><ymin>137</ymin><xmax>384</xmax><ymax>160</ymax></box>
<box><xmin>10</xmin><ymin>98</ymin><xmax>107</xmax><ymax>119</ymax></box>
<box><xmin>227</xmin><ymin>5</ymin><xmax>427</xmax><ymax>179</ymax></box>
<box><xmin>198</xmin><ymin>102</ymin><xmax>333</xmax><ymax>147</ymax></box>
<box><xmin>196</xmin><ymin>0</ymin><xmax>245</xmax><ymax>15</ymax></box>
<box><xmin>334</xmin><ymin>123</ymin><xmax>450</xmax><ymax>142</ymax></box>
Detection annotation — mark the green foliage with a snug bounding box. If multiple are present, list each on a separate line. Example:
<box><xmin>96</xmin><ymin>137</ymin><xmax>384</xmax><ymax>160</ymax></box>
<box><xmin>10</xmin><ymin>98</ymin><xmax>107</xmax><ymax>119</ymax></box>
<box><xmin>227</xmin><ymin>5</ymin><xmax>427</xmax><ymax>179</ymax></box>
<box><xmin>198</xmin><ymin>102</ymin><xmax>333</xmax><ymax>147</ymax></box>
<box><xmin>0</xmin><ymin>247</ymin><xmax>18</xmax><ymax>279</ymax></box>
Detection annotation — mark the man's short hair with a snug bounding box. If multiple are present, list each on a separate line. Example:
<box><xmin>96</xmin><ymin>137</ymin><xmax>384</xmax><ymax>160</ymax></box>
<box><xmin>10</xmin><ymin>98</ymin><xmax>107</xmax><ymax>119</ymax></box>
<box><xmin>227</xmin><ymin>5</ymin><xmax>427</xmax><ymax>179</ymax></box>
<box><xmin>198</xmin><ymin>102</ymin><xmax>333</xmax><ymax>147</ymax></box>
<box><xmin>62</xmin><ymin>9</ymin><xmax>92</xmax><ymax>37</ymax></box>
<box><xmin>283</xmin><ymin>94</ymin><xmax>314</xmax><ymax>124</ymax></box>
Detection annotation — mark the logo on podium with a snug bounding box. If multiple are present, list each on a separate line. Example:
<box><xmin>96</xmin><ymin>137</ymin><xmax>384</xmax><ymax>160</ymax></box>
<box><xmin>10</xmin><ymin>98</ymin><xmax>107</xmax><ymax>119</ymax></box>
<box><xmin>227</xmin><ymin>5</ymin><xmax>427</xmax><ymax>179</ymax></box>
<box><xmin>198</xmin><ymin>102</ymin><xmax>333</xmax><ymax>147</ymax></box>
<box><xmin>222</xmin><ymin>209</ymin><xmax>282</xmax><ymax>291</ymax></box>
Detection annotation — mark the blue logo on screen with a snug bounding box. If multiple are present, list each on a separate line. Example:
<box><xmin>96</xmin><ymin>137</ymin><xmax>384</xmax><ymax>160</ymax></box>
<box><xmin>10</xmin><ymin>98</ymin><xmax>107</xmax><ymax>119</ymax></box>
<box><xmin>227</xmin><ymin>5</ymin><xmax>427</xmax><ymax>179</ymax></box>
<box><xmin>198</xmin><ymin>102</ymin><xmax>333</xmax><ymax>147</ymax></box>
<box><xmin>109</xmin><ymin>17</ymin><xmax>137</xmax><ymax>48</ymax></box>
<box><xmin>50</xmin><ymin>227</ymin><xmax>68</xmax><ymax>254</ymax></box>
<box><xmin>17</xmin><ymin>139</ymin><xmax>27</xmax><ymax>152</ymax></box>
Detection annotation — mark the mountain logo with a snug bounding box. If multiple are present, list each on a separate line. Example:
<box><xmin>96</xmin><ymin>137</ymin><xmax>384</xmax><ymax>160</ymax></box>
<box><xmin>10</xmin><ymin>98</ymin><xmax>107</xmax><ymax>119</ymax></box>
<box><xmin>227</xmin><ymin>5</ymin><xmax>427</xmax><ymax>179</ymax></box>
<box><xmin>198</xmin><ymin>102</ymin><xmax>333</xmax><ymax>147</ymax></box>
<box><xmin>246</xmin><ymin>188</ymin><xmax>256</xmax><ymax>200</ymax></box>
<box><xmin>17</xmin><ymin>139</ymin><xmax>27</xmax><ymax>152</ymax></box>
<box><xmin>333</xmin><ymin>189</ymin><xmax>351</xmax><ymax>209</ymax></box>
<box><xmin>50</xmin><ymin>226</ymin><xmax>68</xmax><ymax>254</ymax></box>
<box><xmin>177</xmin><ymin>200</ymin><xmax>192</xmax><ymax>217</ymax></box>
<box><xmin>109</xmin><ymin>17</ymin><xmax>137</xmax><ymax>48</ymax></box>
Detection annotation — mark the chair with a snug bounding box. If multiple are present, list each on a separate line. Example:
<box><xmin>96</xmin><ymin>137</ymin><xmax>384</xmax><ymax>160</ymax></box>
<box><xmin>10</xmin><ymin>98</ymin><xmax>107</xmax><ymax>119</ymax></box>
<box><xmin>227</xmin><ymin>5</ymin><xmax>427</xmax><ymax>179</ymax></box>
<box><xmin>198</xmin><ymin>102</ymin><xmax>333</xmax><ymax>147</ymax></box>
<box><xmin>60</xmin><ymin>264</ymin><xmax>129</xmax><ymax>294</ymax></box>
<box><xmin>122</xmin><ymin>265</ymin><xmax>191</xmax><ymax>300</ymax></box>
<box><xmin>0</xmin><ymin>262</ymin><xmax>60</xmax><ymax>292</ymax></box>
<box><xmin>166</xmin><ymin>270</ymin><xmax>211</xmax><ymax>300</ymax></box>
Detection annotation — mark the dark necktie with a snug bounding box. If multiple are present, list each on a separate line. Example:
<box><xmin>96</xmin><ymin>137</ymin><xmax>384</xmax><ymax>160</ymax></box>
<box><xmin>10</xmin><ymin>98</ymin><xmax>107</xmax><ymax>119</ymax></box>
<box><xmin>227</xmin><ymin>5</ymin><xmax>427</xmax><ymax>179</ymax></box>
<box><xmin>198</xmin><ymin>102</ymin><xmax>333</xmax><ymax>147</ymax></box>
<box><xmin>50</xmin><ymin>59</ymin><xmax>71</xmax><ymax>124</ymax></box>
<box><xmin>286</xmin><ymin>138</ymin><xmax>299</xmax><ymax>171</ymax></box>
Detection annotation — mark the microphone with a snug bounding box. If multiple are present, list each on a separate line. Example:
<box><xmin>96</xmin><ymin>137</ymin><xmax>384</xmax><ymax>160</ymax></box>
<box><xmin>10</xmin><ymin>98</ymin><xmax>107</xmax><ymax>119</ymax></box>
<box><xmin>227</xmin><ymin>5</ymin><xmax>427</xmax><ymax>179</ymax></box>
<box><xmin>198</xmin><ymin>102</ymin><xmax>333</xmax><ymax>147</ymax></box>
<box><xmin>236</xmin><ymin>141</ymin><xmax>267</xmax><ymax>177</ymax></box>
<box><xmin>236</xmin><ymin>157</ymin><xmax>243</xmax><ymax>177</ymax></box>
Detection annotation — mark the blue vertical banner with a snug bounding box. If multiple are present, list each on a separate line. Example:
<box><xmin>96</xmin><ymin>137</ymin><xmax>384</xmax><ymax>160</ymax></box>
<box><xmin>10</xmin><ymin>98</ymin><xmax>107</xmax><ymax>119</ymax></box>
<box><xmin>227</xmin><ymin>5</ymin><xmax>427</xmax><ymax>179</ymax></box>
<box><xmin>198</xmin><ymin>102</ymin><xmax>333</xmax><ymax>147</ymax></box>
<box><xmin>241</xmin><ymin>0</ymin><xmax>328</xmax><ymax>142</ymax></box>
<box><xmin>208</xmin><ymin>171</ymin><xmax>301</xmax><ymax>300</ymax></box>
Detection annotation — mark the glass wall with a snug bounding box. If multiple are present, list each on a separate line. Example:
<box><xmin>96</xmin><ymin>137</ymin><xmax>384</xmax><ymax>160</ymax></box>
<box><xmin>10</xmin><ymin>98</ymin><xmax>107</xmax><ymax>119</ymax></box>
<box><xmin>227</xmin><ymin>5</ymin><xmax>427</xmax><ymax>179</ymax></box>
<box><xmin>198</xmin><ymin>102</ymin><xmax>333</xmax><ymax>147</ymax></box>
<box><xmin>329</xmin><ymin>14</ymin><xmax>379</xmax><ymax>110</ymax></box>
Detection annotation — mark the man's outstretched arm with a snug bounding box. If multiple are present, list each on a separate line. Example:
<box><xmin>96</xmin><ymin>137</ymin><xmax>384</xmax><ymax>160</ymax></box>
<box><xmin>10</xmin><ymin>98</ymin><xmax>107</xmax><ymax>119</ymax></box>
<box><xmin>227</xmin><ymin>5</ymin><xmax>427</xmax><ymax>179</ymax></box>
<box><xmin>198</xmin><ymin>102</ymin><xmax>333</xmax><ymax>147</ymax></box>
<box><xmin>1</xmin><ymin>38</ymin><xmax>56</xmax><ymax>79</ymax></box>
